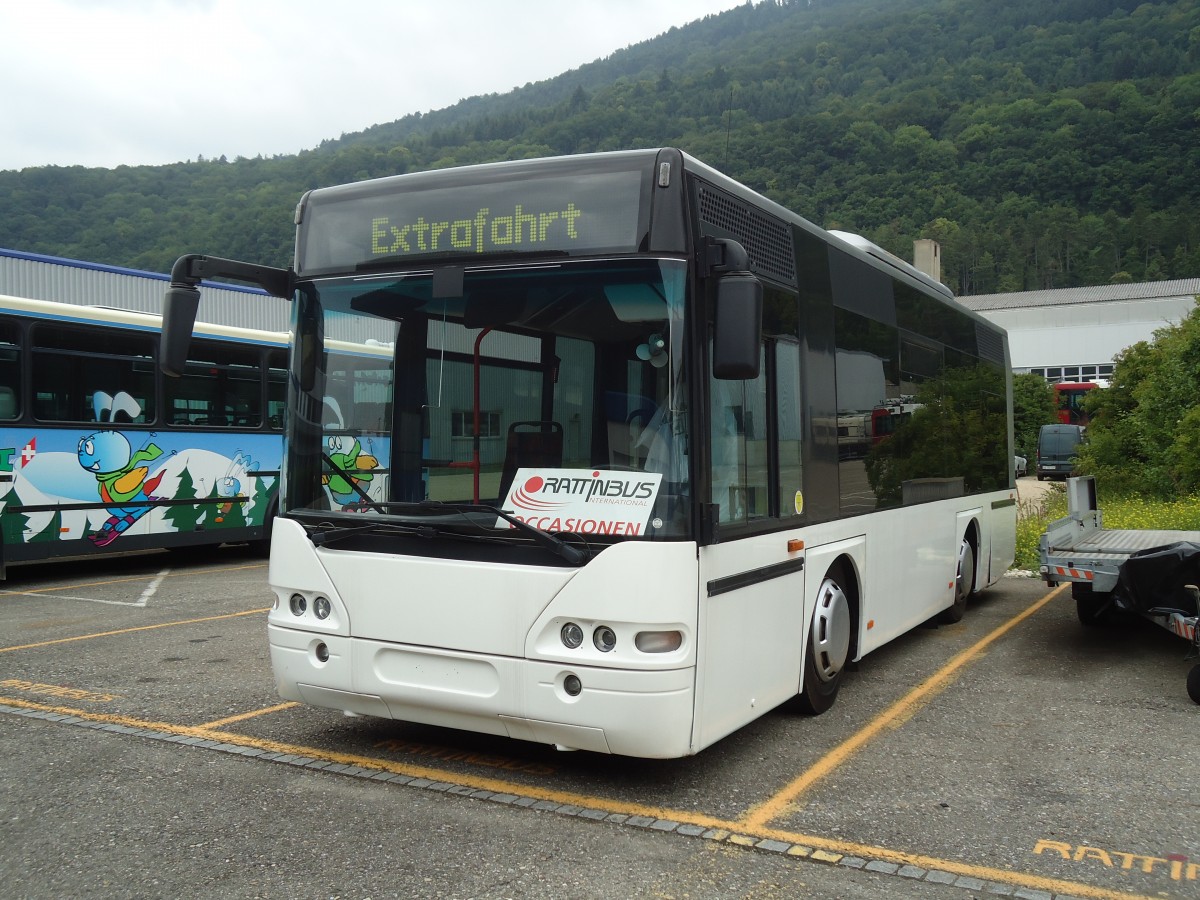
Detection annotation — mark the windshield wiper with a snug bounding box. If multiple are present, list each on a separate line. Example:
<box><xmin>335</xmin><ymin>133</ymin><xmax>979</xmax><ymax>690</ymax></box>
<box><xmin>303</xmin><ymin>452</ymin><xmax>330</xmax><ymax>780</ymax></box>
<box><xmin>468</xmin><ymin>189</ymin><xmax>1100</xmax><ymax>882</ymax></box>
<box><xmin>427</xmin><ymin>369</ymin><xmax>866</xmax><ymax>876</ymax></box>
<box><xmin>307</xmin><ymin>521</ymin><xmax>430</xmax><ymax>547</ymax></box>
<box><xmin>378</xmin><ymin>499</ymin><xmax>587</xmax><ymax>566</ymax></box>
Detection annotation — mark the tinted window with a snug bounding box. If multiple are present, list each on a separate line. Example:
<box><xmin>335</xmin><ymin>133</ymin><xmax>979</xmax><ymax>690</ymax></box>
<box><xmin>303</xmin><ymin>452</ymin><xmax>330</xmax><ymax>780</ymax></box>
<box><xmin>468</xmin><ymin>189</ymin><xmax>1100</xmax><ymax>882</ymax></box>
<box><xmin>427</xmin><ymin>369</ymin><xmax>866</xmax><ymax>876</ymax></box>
<box><xmin>32</xmin><ymin>325</ymin><xmax>155</xmax><ymax>423</ymax></box>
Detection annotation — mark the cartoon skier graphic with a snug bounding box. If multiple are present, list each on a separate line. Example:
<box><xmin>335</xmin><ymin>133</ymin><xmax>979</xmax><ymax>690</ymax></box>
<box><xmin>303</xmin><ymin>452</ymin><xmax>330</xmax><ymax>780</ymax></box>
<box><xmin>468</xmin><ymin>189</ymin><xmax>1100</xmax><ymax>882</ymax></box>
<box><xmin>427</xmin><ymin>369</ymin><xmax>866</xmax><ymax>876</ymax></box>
<box><xmin>77</xmin><ymin>391</ymin><xmax>167</xmax><ymax>547</ymax></box>
<box><xmin>323</xmin><ymin>433</ymin><xmax>378</xmax><ymax>510</ymax></box>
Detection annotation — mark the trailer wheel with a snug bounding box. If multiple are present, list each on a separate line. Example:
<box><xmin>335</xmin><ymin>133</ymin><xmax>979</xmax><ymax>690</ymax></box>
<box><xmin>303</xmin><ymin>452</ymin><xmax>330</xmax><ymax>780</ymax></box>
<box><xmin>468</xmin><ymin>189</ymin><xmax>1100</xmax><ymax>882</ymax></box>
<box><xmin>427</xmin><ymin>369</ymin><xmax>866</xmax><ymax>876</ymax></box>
<box><xmin>1073</xmin><ymin>582</ymin><xmax>1118</xmax><ymax>627</ymax></box>
<box><xmin>797</xmin><ymin>566</ymin><xmax>853</xmax><ymax>715</ymax></box>
<box><xmin>1187</xmin><ymin>665</ymin><xmax>1200</xmax><ymax>705</ymax></box>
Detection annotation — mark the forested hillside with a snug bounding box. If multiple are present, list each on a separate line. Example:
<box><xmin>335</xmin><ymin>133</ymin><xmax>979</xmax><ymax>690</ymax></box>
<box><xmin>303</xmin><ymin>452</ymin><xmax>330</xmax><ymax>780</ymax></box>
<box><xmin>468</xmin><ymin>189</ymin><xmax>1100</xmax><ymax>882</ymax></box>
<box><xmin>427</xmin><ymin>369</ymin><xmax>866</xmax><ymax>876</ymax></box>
<box><xmin>2</xmin><ymin>0</ymin><xmax>1197</xmax><ymax>295</ymax></box>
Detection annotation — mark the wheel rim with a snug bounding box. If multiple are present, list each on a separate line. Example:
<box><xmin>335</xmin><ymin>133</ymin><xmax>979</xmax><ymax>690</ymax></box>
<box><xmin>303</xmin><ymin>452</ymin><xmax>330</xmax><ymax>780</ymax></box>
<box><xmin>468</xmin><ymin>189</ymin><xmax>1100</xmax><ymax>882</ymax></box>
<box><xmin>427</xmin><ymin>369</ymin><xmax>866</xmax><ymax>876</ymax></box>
<box><xmin>811</xmin><ymin>577</ymin><xmax>851</xmax><ymax>682</ymax></box>
<box><xmin>956</xmin><ymin>538</ymin><xmax>974</xmax><ymax>603</ymax></box>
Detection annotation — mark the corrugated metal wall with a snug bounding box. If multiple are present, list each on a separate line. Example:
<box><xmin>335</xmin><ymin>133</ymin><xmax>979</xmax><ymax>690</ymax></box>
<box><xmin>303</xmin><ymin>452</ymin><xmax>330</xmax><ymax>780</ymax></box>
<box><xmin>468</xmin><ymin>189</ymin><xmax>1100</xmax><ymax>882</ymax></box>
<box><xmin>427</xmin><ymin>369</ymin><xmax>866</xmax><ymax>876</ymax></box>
<box><xmin>0</xmin><ymin>248</ymin><xmax>289</xmax><ymax>333</ymax></box>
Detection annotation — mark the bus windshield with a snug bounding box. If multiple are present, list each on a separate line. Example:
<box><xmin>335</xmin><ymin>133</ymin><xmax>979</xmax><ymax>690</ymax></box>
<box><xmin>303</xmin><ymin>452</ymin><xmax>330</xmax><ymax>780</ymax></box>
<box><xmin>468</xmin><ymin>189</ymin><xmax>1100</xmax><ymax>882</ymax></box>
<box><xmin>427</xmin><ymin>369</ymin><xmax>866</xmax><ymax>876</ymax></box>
<box><xmin>287</xmin><ymin>257</ymin><xmax>691</xmax><ymax>545</ymax></box>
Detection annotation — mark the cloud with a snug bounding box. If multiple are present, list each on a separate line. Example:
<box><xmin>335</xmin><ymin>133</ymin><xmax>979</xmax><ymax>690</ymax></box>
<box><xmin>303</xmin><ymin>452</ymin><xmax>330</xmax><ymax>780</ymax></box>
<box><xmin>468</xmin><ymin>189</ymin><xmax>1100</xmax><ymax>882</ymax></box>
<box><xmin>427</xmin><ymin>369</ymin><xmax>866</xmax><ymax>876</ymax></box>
<box><xmin>0</xmin><ymin>0</ymin><xmax>741</xmax><ymax>171</ymax></box>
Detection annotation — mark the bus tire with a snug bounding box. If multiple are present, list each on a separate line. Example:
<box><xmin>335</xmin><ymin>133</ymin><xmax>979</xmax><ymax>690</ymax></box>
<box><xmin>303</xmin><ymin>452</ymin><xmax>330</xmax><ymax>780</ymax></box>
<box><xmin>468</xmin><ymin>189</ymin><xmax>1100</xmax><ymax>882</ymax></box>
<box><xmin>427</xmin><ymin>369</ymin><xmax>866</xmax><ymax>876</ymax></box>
<box><xmin>940</xmin><ymin>535</ymin><xmax>975</xmax><ymax>624</ymax></box>
<box><xmin>252</xmin><ymin>499</ymin><xmax>280</xmax><ymax>558</ymax></box>
<box><xmin>797</xmin><ymin>565</ymin><xmax>853</xmax><ymax>715</ymax></box>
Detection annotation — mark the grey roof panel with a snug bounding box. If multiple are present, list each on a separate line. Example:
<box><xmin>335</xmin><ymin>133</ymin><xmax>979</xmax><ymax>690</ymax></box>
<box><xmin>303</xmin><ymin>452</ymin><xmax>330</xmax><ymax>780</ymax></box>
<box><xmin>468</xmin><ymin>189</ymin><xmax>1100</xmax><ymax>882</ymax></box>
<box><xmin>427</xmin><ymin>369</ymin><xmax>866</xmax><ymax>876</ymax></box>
<box><xmin>959</xmin><ymin>278</ymin><xmax>1200</xmax><ymax>311</ymax></box>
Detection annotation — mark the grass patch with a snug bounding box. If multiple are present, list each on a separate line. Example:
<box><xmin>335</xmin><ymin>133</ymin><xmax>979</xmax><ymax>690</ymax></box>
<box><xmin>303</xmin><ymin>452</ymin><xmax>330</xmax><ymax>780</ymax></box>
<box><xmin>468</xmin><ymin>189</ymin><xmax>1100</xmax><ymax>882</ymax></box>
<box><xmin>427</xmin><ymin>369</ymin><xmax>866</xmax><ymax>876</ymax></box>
<box><xmin>1014</xmin><ymin>485</ymin><xmax>1067</xmax><ymax>572</ymax></box>
<box><xmin>1012</xmin><ymin>486</ymin><xmax>1200</xmax><ymax>572</ymax></box>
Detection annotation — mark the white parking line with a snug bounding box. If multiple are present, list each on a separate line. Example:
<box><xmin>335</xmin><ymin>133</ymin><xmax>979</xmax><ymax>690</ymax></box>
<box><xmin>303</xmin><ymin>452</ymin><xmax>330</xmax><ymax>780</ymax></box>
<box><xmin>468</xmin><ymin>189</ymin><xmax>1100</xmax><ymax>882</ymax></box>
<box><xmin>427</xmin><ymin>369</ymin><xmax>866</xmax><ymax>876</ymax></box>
<box><xmin>0</xmin><ymin>568</ymin><xmax>172</xmax><ymax>607</ymax></box>
<box><xmin>138</xmin><ymin>569</ymin><xmax>169</xmax><ymax>606</ymax></box>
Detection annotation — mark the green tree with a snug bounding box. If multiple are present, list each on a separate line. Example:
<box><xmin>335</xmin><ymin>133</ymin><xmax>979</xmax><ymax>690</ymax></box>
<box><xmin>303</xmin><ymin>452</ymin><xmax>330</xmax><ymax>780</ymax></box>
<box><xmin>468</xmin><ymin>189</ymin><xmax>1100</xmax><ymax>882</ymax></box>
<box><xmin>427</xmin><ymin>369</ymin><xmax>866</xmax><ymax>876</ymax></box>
<box><xmin>1077</xmin><ymin>299</ymin><xmax>1200</xmax><ymax>496</ymax></box>
<box><xmin>1</xmin><ymin>0</ymin><xmax>1199</xmax><ymax>293</ymax></box>
<box><xmin>1012</xmin><ymin>373</ymin><xmax>1057</xmax><ymax>463</ymax></box>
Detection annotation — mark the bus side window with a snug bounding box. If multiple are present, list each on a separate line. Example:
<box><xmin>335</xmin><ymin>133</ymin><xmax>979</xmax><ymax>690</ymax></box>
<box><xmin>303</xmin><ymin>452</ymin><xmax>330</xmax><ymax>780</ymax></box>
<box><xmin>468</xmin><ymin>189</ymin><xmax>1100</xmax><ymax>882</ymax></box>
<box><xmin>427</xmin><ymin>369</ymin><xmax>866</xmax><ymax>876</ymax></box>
<box><xmin>776</xmin><ymin>338</ymin><xmax>803</xmax><ymax>518</ymax></box>
<box><xmin>710</xmin><ymin>344</ymin><xmax>769</xmax><ymax>524</ymax></box>
<box><xmin>31</xmin><ymin>323</ymin><xmax>155</xmax><ymax>423</ymax></box>
<box><xmin>267</xmin><ymin>350</ymin><xmax>287</xmax><ymax>431</ymax></box>
<box><xmin>166</xmin><ymin>339</ymin><xmax>263</xmax><ymax>428</ymax></box>
<box><xmin>0</xmin><ymin>320</ymin><xmax>20</xmax><ymax>420</ymax></box>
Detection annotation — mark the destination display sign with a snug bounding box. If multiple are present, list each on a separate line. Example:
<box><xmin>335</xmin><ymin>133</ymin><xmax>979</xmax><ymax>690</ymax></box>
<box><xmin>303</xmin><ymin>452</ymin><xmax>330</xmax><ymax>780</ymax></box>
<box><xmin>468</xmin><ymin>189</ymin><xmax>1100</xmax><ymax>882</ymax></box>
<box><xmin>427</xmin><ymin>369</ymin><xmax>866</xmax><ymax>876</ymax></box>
<box><xmin>299</xmin><ymin>168</ymin><xmax>646</xmax><ymax>274</ymax></box>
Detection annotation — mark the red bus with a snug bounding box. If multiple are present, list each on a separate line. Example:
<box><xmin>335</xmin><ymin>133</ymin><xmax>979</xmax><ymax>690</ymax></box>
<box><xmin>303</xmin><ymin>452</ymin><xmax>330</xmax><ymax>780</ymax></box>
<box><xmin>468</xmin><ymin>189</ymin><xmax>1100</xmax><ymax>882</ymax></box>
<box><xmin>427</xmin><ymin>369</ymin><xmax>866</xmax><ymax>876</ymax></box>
<box><xmin>1054</xmin><ymin>382</ymin><xmax>1096</xmax><ymax>426</ymax></box>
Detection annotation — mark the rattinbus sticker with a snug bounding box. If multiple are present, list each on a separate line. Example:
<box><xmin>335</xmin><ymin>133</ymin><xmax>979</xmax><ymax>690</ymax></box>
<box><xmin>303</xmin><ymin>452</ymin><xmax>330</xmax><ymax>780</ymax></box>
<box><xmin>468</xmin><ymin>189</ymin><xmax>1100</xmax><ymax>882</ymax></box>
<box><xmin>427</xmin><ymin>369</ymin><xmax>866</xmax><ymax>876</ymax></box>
<box><xmin>500</xmin><ymin>468</ymin><xmax>662</xmax><ymax>536</ymax></box>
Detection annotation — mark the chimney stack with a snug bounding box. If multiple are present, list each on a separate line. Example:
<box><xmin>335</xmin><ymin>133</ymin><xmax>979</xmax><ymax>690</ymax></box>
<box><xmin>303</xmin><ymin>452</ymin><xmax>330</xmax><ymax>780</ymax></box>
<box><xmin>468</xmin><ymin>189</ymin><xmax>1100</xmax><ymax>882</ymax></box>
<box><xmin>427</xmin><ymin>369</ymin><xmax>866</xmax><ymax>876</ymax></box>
<box><xmin>913</xmin><ymin>239</ymin><xmax>941</xmax><ymax>283</ymax></box>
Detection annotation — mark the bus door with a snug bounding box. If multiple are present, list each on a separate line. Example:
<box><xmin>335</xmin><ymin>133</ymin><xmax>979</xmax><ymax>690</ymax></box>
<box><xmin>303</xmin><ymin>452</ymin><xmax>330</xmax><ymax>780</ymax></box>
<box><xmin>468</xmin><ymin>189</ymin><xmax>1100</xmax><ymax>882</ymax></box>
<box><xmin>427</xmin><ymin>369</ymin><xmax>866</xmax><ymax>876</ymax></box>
<box><xmin>695</xmin><ymin>338</ymin><xmax>806</xmax><ymax>750</ymax></box>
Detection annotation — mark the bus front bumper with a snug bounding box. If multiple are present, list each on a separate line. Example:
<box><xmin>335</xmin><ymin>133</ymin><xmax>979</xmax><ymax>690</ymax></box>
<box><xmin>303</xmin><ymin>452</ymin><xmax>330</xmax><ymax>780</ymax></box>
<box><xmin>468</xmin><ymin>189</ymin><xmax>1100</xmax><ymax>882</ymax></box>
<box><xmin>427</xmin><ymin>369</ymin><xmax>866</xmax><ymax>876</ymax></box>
<box><xmin>268</xmin><ymin>625</ymin><xmax>697</xmax><ymax>758</ymax></box>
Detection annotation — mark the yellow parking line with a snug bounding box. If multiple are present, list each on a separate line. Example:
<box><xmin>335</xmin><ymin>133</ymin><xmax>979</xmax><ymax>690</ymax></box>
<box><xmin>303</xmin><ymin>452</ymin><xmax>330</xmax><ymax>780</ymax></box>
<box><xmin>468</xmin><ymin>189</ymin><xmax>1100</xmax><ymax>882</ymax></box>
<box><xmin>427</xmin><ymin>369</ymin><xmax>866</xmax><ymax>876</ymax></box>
<box><xmin>0</xmin><ymin>608</ymin><xmax>270</xmax><ymax>653</ymax></box>
<box><xmin>202</xmin><ymin>702</ymin><xmax>299</xmax><ymax>729</ymax></box>
<box><xmin>738</xmin><ymin>584</ymin><xmax>1067</xmax><ymax>831</ymax></box>
<box><xmin>0</xmin><ymin>691</ymin><xmax>1156</xmax><ymax>900</ymax></box>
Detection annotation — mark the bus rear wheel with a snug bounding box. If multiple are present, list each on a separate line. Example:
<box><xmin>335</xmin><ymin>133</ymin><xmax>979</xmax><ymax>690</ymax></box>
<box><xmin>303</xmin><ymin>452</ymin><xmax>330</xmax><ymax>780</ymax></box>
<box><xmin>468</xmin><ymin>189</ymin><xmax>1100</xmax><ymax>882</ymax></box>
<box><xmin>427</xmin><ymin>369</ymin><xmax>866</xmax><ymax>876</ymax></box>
<box><xmin>797</xmin><ymin>567</ymin><xmax>852</xmax><ymax>715</ymax></box>
<box><xmin>940</xmin><ymin>536</ymin><xmax>975</xmax><ymax>624</ymax></box>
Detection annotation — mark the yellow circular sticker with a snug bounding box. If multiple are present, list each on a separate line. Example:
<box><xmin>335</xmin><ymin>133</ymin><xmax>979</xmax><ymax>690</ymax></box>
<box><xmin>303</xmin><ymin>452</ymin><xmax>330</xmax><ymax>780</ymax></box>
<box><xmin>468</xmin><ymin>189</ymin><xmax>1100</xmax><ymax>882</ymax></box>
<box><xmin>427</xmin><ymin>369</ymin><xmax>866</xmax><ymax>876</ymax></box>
<box><xmin>794</xmin><ymin>491</ymin><xmax>804</xmax><ymax>515</ymax></box>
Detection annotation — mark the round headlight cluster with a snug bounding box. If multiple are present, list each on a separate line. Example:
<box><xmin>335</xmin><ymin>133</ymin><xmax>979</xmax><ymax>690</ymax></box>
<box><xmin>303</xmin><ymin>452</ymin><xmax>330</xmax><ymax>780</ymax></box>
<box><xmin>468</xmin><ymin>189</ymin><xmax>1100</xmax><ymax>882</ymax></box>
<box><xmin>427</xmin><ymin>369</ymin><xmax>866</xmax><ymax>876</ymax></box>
<box><xmin>289</xmin><ymin>593</ymin><xmax>332</xmax><ymax>620</ymax></box>
<box><xmin>559</xmin><ymin>622</ymin><xmax>618</xmax><ymax>652</ymax></box>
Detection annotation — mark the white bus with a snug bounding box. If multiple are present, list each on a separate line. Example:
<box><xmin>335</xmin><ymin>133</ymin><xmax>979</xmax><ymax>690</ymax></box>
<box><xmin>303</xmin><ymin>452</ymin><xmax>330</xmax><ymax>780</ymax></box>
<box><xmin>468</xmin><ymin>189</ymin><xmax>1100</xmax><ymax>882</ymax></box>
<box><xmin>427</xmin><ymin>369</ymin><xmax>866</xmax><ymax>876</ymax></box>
<box><xmin>162</xmin><ymin>149</ymin><xmax>1016</xmax><ymax>758</ymax></box>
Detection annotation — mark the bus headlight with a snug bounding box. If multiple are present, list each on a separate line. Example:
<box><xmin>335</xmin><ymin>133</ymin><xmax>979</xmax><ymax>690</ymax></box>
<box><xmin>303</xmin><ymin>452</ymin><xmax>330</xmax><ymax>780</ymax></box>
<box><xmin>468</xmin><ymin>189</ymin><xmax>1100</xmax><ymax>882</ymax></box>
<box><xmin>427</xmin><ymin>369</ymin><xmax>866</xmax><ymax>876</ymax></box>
<box><xmin>560</xmin><ymin>622</ymin><xmax>584</xmax><ymax>649</ymax></box>
<box><xmin>289</xmin><ymin>594</ymin><xmax>307</xmax><ymax>616</ymax></box>
<box><xmin>593</xmin><ymin>625</ymin><xmax>617</xmax><ymax>653</ymax></box>
<box><xmin>635</xmin><ymin>630</ymin><xmax>683</xmax><ymax>653</ymax></box>
<box><xmin>313</xmin><ymin>596</ymin><xmax>332</xmax><ymax>620</ymax></box>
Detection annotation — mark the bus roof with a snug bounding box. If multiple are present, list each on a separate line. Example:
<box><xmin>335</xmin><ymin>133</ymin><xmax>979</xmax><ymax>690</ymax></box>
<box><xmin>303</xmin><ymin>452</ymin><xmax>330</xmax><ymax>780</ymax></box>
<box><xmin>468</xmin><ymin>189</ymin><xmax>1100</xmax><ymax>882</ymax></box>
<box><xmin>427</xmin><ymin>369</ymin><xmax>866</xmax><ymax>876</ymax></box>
<box><xmin>0</xmin><ymin>293</ymin><xmax>289</xmax><ymax>347</ymax></box>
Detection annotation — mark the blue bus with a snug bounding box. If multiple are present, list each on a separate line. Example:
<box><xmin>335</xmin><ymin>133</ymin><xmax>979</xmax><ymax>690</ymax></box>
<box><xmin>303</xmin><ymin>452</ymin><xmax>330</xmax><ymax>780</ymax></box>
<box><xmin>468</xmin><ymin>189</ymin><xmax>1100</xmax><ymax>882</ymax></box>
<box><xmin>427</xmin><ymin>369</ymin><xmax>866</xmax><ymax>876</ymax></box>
<box><xmin>0</xmin><ymin>294</ymin><xmax>286</xmax><ymax>575</ymax></box>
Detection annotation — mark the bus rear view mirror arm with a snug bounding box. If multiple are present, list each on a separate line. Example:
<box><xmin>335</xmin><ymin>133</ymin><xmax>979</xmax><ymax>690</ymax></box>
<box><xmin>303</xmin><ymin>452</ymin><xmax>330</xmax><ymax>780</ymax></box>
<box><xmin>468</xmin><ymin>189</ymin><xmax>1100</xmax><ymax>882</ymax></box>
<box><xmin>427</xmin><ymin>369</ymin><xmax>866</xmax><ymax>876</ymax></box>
<box><xmin>161</xmin><ymin>254</ymin><xmax>293</xmax><ymax>377</ymax></box>
<box><xmin>168</xmin><ymin>253</ymin><xmax>293</xmax><ymax>299</ymax></box>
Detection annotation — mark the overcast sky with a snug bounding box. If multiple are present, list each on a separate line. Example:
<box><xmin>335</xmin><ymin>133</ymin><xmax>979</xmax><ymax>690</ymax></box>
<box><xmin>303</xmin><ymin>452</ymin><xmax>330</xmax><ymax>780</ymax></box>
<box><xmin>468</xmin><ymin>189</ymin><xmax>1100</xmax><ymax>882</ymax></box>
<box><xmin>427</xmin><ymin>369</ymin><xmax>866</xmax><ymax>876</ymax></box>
<box><xmin>0</xmin><ymin>0</ymin><xmax>745</xmax><ymax>172</ymax></box>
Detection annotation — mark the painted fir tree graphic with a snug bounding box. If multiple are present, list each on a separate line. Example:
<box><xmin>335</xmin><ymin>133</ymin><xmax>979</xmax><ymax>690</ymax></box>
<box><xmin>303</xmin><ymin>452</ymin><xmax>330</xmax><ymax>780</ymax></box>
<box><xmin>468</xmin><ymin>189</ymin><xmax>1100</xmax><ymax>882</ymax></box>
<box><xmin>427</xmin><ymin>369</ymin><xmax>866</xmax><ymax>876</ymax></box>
<box><xmin>162</xmin><ymin>466</ymin><xmax>204</xmax><ymax>535</ymax></box>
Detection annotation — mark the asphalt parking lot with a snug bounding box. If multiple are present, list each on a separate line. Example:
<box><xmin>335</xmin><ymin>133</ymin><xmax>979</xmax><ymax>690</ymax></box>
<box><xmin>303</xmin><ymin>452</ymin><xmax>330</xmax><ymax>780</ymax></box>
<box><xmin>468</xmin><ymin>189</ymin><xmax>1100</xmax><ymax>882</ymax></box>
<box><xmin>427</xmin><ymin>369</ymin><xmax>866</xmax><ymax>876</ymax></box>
<box><xmin>1</xmin><ymin>546</ymin><xmax>1197</xmax><ymax>900</ymax></box>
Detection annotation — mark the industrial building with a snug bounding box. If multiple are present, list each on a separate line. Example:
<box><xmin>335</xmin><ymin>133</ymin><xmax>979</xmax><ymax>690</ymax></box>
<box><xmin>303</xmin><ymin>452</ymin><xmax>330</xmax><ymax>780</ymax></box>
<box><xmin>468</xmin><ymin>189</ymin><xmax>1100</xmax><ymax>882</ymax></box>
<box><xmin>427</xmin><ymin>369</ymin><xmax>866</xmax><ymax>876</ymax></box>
<box><xmin>959</xmin><ymin>278</ymin><xmax>1200</xmax><ymax>384</ymax></box>
<box><xmin>0</xmin><ymin>247</ymin><xmax>287</xmax><ymax>333</ymax></box>
<box><xmin>908</xmin><ymin>240</ymin><xmax>1200</xmax><ymax>384</ymax></box>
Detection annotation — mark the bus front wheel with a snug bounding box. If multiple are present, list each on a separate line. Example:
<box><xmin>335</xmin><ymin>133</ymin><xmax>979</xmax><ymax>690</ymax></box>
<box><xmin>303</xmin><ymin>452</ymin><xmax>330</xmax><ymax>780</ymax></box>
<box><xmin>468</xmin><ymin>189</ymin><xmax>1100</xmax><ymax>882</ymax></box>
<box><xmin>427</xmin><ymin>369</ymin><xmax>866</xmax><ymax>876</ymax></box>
<box><xmin>797</xmin><ymin>567</ymin><xmax>852</xmax><ymax>715</ymax></box>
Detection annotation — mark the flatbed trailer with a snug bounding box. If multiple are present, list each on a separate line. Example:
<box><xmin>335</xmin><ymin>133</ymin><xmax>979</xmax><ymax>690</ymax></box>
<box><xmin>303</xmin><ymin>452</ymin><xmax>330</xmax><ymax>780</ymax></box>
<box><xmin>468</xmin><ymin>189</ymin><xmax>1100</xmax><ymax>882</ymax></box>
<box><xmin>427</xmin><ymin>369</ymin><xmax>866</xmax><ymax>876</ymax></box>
<box><xmin>1039</xmin><ymin>476</ymin><xmax>1200</xmax><ymax>704</ymax></box>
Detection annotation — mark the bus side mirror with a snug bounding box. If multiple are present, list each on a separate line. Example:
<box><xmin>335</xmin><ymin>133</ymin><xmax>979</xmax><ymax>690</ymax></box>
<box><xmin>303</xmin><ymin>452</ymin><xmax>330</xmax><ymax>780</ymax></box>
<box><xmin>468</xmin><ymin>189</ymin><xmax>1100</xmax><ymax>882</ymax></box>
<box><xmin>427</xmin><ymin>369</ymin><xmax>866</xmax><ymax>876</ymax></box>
<box><xmin>161</xmin><ymin>284</ymin><xmax>200</xmax><ymax>377</ymax></box>
<box><xmin>712</xmin><ymin>272</ymin><xmax>762</xmax><ymax>379</ymax></box>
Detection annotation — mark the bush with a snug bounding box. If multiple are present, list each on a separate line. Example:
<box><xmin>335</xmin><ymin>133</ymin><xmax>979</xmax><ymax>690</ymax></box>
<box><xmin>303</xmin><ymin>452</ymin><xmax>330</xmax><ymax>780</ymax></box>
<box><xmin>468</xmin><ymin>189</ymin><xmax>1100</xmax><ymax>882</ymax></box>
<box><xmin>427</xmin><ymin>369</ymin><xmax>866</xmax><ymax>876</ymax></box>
<box><xmin>1014</xmin><ymin>485</ymin><xmax>1066</xmax><ymax>572</ymax></box>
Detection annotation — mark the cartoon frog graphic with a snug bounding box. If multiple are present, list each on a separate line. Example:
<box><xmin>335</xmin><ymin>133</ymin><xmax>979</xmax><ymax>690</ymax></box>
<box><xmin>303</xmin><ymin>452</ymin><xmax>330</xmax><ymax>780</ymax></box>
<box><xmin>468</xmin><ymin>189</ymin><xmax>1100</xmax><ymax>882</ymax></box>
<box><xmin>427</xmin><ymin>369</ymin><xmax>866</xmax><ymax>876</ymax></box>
<box><xmin>78</xmin><ymin>430</ymin><xmax>165</xmax><ymax>547</ymax></box>
<box><xmin>323</xmin><ymin>434</ymin><xmax>378</xmax><ymax>510</ymax></box>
